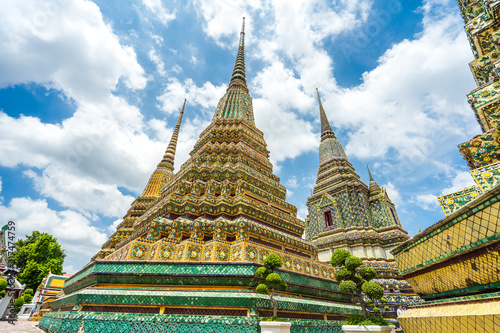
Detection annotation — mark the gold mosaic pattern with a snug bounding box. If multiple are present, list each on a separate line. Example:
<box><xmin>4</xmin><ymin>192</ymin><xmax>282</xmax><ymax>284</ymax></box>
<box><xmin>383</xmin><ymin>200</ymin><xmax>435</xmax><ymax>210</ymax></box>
<box><xmin>395</xmin><ymin>201</ymin><xmax>500</xmax><ymax>274</ymax></box>
<box><xmin>118</xmin><ymin>237</ymin><xmax>336</xmax><ymax>280</ymax></box>
<box><xmin>405</xmin><ymin>249</ymin><xmax>500</xmax><ymax>295</ymax></box>
<box><xmin>399</xmin><ymin>301</ymin><xmax>500</xmax><ymax>333</ymax></box>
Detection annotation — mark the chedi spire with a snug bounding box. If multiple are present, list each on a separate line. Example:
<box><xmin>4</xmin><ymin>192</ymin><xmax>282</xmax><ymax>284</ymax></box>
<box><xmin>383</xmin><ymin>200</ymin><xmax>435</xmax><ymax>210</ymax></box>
<box><xmin>316</xmin><ymin>88</ymin><xmax>336</xmax><ymax>142</ymax></box>
<box><xmin>158</xmin><ymin>99</ymin><xmax>186</xmax><ymax>171</ymax></box>
<box><xmin>212</xmin><ymin>17</ymin><xmax>255</xmax><ymax>125</ymax></box>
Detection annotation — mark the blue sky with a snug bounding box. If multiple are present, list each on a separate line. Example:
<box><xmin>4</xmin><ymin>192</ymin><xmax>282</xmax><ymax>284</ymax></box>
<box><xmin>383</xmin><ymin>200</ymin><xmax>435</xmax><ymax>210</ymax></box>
<box><xmin>0</xmin><ymin>0</ymin><xmax>478</xmax><ymax>273</ymax></box>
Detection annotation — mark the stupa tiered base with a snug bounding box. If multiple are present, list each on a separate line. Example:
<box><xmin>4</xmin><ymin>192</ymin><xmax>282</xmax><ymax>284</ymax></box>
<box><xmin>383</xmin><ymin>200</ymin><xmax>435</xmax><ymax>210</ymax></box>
<box><xmin>40</xmin><ymin>260</ymin><xmax>361</xmax><ymax>332</ymax></box>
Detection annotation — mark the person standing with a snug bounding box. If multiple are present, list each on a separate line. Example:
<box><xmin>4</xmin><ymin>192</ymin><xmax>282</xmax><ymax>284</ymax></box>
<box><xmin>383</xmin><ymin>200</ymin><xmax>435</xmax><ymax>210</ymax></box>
<box><xmin>397</xmin><ymin>305</ymin><xmax>405</xmax><ymax>317</ymax></box>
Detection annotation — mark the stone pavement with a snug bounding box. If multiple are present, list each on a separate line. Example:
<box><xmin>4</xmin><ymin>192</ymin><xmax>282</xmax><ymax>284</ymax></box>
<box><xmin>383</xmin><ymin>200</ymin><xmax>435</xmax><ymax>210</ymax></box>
<box><xmin>0</xmin><ymin>319</ymin><xmax>42</xmax><ymax>332</ymax></box>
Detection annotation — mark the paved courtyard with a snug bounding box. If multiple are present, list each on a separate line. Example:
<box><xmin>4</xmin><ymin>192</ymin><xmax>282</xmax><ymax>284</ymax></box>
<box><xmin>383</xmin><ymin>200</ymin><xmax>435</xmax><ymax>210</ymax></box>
<box><xmin>0</xmin><ymin>319</ymin><xmax>42</xmax><ymax>332</ymax></box>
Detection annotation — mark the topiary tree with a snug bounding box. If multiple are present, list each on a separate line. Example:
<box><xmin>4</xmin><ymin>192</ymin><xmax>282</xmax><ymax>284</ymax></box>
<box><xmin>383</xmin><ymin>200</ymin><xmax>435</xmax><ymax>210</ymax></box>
<box><xmin>23</xmin><ymin>293</ymin><xmax>33</xmax><ymax>303</ymax></box>
<box><xmin>0</xmin><ymin>278</ymin><xmax>7</xmax><ymax>291</ymax></box>
<box><xmin>13</xmin><ymin>296</ymin><xmax>25</xmax><ymax>313</ymax></box>
<box><xmin>23</xmin><ymin>288</ymin><xmax>34</xmax><ymax>296</ymax></box>
<box><xmin>255</xmin><ymin>253</ymin><xmax>287</xmax><ymax>318</ymax></box>
<box><xmin>330</xmin><ymin>249</ymin><xmax>385</xmax><ymax>316</ymax></box>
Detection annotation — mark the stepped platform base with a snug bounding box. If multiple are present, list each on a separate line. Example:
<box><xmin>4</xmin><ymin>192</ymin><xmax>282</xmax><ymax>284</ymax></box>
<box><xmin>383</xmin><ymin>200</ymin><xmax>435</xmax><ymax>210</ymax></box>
<box><xmin>398</xmin><ymin>292</ymin><xmax>500</xmax><ymax>333</ymax></box>
<box><xmin>39</xmin><ymin>313</ymin><xmax>345</xmax><ymax>333</ymax></box>
<box><xmin>42</xmin><ymin>261</ymin><xmax>361</xmax><ymax>332</ymax></box>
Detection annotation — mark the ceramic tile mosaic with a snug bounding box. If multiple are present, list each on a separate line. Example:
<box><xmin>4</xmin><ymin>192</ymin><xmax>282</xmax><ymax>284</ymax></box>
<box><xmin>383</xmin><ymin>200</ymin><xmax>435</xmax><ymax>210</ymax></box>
<box><xmin>398</xmin><ymin>300</ymin><xmax>500</xmax><ymax>333</ymax></box>
<box><xmin>404</xmin><ymin>245</ymin><xmax>500</xmax><ymax>297</ymax></box>
<box><xmin>394</xmin><ymin>196</ymin><xmax>500</xmax><ymax>275</ymax></box>
<box><xmin>39</xmin><ymin>312</ymin><xmax>345</xmax><ymax>333</ymax></box>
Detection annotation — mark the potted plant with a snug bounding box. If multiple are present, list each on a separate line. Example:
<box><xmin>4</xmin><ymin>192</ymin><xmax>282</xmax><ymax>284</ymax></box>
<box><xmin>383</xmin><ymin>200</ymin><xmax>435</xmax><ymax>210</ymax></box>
<box><xmin>255</xmin><ymin>253</ymin><xmax>291</xmax><ymax>333</ymax></box>
<box><xmin>330</xmin><ymin>249</ymin><xmax>394</xmax><ymax>333</ymax></box>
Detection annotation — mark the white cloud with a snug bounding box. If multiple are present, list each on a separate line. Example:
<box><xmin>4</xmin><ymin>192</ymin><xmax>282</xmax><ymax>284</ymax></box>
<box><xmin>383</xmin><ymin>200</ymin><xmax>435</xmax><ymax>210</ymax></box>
<box><xmin>413</xmin><ymin>169</ymin><xmax>475</xmax><ymax>211</ymax></box>
<box><xmin>142</xmin><ymin>0</ymin><xmax>175</xmax><ymax>25</ymax></box>
<box><xmin>254</xmin><ymin>98</ymin><xmax>317</xmax><ymax>167</ymax></box>
<box><xmin>0</xmin><ymin>0</ymin><xmax>147</xmax><ymax>103</ymax></box>
<box><xmin>24</xmin><ymin>165</ymin><xmax>135</xmax><ymax>218</ymax></box>
<box><xmin>148</xmin><ymin>48</ymin><xmax>166</xmax><ymax>77</ymax></box>
<box><xmin>157</xmin><ymin>78</ymin><xmax>227</xmax><ymax>114</ymax></box>
<box><xmin>415</xmin><ymin>193</ymin><xmax>440</xmax><ymax>211</ymax></box>
<box><xmin>192</xmin><ymin>0</ymin><xmax>262</xmax><ymax>45</ymax></box>
<box><xmin>108</xmin><ymin>219</ymin><xmax>122</xmax><ymax>233</ymax></box>
<box><xmin>252</xmin><ymin>61</ymin><xmax>314</xmax><ymax>113</ymax></box>
<box><xmin>440</xmin><ymin>170</ymin><xmax>476</xmax><ymax>195</ymax></box>
<box><xmin>384</xmin><ymin>182</ymin><xmax>402</xmax><ymax>207</ymax></box>
<box><xmin>331</xmin><ymin>4</ymin><xmax>476</xmax><ymax>165</ymax></box>
<box><xmin>286</xmin><ymin>176</ymin><xmax>298</xmax><ymax>188</ymax></box>
<box><xmin>0</xmin><ymin>96</ymin><xmax>166</xmax><ymax>192</ymax></box>
<box><xmin>0</xmin><ymin>197</ymin><xmax>108</xmax><ymax>270</ymax></box>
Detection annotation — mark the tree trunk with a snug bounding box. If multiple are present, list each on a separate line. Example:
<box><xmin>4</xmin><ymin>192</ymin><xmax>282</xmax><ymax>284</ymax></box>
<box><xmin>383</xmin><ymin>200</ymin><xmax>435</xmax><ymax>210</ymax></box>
<box><xmin>358</xmin><ymin>290</ymin><xmax>367</xmax><ymax>316</ymax></box>
<box><xmin>270</xmin><ymin>287</ymin><xmax>278</xmax><ymax>317</ymax></box>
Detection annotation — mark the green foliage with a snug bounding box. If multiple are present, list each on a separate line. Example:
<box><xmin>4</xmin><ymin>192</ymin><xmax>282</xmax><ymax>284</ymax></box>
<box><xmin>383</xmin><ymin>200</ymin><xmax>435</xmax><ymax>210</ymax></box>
<box><xmin>263</xmin><ymin>253</ymin><xmax>283</xmax><ymax>270</ymax></box>
<box><xmin>23</xmin><ymin>288</ymin><xmax>34</xmax><ymax>296</ymax></box>
<box><xmin>373</xmin><ymin>307</ymin><xmax>381</xmax><ymax>314</ymax></box>
<box><xmin>256</xmin><ymin>267</ymin><xmax>267</xmax><ymax>277</ymax></box>
<box><xmin>14</xmin><ymin>297</ymin><xmax>25</xmax><ymax>307</ymax></box>
<box><xmin>255</xmin><ymin>253</ymin><xmax>286</xmax><ymax>318</ymax></box>
<box><xmin>380</xmin><ymin>298</ymin><xmax>388</xmax><ymax>304</ymax></box>
<box><xmin>335</xmin><ymin>268</ymin><xmax>352</xmax><ymax>282</ymax></box>
<box><xmin>266</xmin><ymin>273</ymin><xmax>281</xmax><ymax>286</ymax></box>
<box><xmin>384</xmin><ymin>306</ymin><xmax>390</xmax><ymax>311</ymax></box>
<box><xmin>0</xmin><ymin>278</ymin><xmax>7</xmax><ymax>291</ymax></box>
<box><xmin>330</xmin><ymin>249</ymin><xmax>351</xmax><ymax>266</ymax></box>
<box><xmin>362</xmin><ymin>282</ymin><xmax>384</xmax><ymax>300</ymax></box>
<box><xmin>23</xmin><ymin>294</ymin><xmax>33</xmax><ymax>303</ymax></box>
<box><xmin>344</xmin><ymin>316</ymin><xmax>391</xmax><ymax>326</ymax></box>
<box><xmin>345</xmin><ymin>256</ymin><xmax>363</xmax><ymax>270</ymax></box>
<box><xmin>261</xmin><ymin>316</ymin><xmax>286</xmax><ymax>322</ymax></box>
<box><xmin>359</xmin><ymin>267</ymin><xmax>377</xmax><ymax>281</ymax></box>
<box><xmin>256</xmin><ymin>284</ymin><xmax>269</xmax><ymax>294</ymax></box>
<box><xmin>330</xmin><ymin>251</ymin><xmax>386</xmax><ymax>318</ymax></box>
<box><xmin>0</xmin><ymin>290</ymin><xmax>5</xmax><ymax>298</ymax></box>
<box><xmin>339</xmin><ymin>280</ymin><xmax>357</xmax><ymax>293</ymax></box>
<box><xmin>9</xmin><ymin>231</ymin><xmax>65</xmax><ymax>291</ymax></box>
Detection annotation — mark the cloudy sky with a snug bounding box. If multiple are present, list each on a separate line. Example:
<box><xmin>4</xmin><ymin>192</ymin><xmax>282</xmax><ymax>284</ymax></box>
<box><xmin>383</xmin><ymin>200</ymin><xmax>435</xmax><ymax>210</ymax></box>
<box><xmin>0</xmin><ymin>0</ymin><xmax>479</xmax><ymax>273</ymax></box>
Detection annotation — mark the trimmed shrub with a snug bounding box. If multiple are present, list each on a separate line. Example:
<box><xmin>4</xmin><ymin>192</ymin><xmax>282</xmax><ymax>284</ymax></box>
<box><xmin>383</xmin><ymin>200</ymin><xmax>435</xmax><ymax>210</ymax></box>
<box><xmin>330</xmin><ymin>249</ymin><xmax>351</xmax><ymax>266</ymax></box>
<box><xmin>339</xmin><ymin>280</ymin><xmax>357</xmax><ymax>293</ymax></box>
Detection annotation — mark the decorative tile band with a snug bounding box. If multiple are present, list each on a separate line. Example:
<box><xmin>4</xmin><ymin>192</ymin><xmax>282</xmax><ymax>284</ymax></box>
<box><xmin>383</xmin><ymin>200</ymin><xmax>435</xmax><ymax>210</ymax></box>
<box><xmin>394</xmin><ymin>185</ymin><xmax>500</xmax><ymax>256</ymax></box>
<box><xmin>39</xmin><ymin>312</ymin><xmax>346</xmax><ymax>333</ymax></box>
<box><xmin>62</xmin><ymin>262</ymin><xmax>346</xmax><ymax>300</ymax></box>
<box><xmin>398</xmin><ymin>234</ymin><xmax>500</xmax><ymax>276</ymax></box>
<box><xmin>398</xmin><ymin>299</ymin><xmax>500</xmax><ymax>333</ymax></box>
<box><xmin>403</xmin><ymin>242</ymin><xmax>500</xmax><ymax>297</ymax></box>
<box><xmin>393</xmin><ymin>190</ymin><xmax>500</xmax><ymax>275</ymax></box>
<box><xmin>410</xmin><ymin>291</ymin><xmax>500</xmax><ymax>308</ymax></box>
